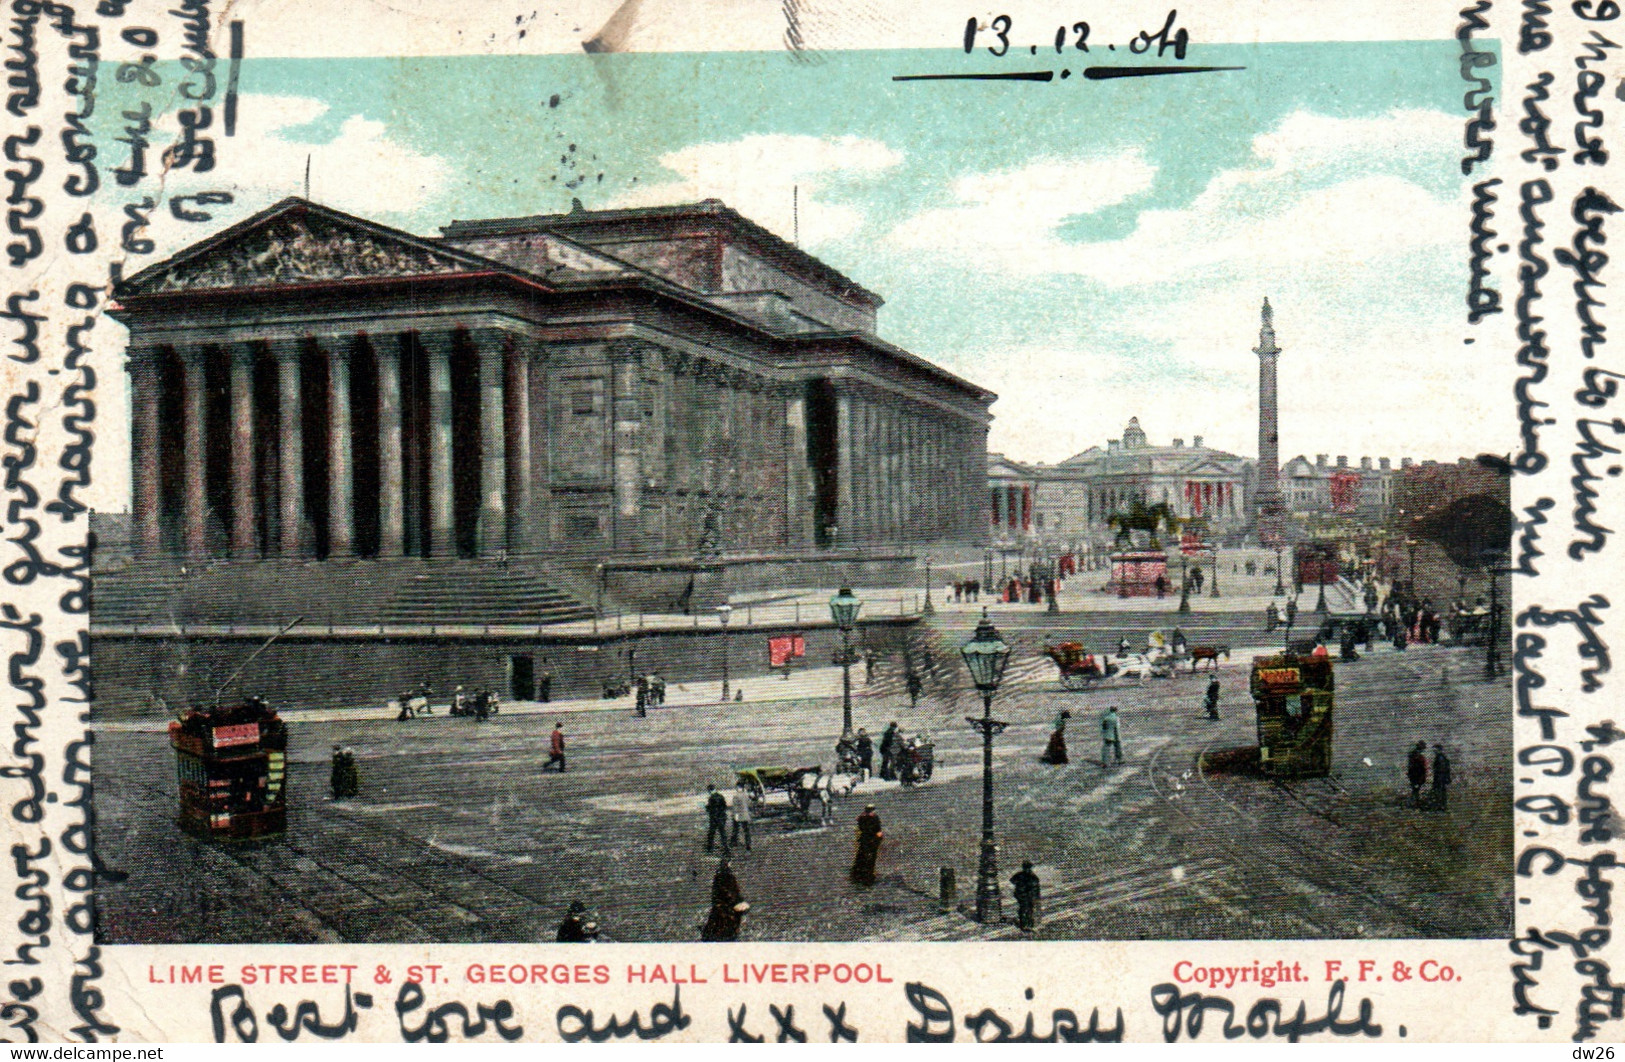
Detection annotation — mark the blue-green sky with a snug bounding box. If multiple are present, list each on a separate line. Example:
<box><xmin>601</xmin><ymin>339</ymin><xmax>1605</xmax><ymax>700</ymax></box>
<box><xmin>124</xmin><ymin>43</ymin><xmax>1496</xmax><ymax>468</ymax></box>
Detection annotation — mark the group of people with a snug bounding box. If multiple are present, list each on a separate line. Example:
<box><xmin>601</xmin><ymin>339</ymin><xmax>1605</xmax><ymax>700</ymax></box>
<box><xmin>1263</xmin><ymin>598</ymin><xmax>1299</xmax><ymax>632</ymax></box>
<box><xmin>1039</xmin><ymin>707</ymin><xmax>1125</xmax><ymax>767</ymax></box>
<box><xmin>697</xmin><ymin>803</ymin><xmax>886</xmax><ymax>941</ymax></box>
<box><xmin>1406</xmin><ymin>741</ymin><xmax>1455</xmax><ymax>809</ymax></box>
<box><xmin>834</xmin><ymin>721</ymin><xmax>917</xmax><ymax>781</ymax></box>
<box><xmin>634</xmin><ymin>674</ymin><xmax>667</xmax><ymax>716</ymax></box>
<box><xmin>947</xmin><ymin>579</ymin><xmax>984</xmax><ymax>602</ymax></box>
<box><xmin>1000</xmin><ymin>574</ymin><xmax>1057</xmax><ymax>605</ymax></box>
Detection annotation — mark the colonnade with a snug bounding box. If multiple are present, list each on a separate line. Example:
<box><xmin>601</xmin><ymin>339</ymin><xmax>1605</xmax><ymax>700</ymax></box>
<box><xmin>128</xmin><ymin>327</ymin><xmax>532</xmax><ymax>560</ymax></box>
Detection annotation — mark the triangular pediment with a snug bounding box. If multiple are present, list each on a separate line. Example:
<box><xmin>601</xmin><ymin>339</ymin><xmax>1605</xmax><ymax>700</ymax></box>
<box><xmin>121</xmin><ymin>198</ymin><xmax>500</xmax><ymax>296</ymax></box>
<box><xmin>1179</xmin><ymin>458</ymin><xmax>1243</xmax><ymax>477</ymax></box>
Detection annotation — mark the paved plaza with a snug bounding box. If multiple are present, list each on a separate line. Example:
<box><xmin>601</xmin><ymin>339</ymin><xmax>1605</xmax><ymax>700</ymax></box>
<box><xmin>96</xmin><ymin>594</ymin><xmax>1511</xmax><ymax>945</ymax></box>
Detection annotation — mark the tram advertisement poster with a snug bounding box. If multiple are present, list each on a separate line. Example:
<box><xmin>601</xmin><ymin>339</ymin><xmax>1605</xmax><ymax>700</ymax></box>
<box><xmin>1</xmin><ymin>0</ymin><xmax>1618</xmax><ymax>1045</ymax></box>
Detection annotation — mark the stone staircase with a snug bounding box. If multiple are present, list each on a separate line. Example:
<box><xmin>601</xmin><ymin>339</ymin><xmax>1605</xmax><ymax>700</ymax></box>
<box><xmin>91</xmin><ymin>558</ymin><xmax>593</xmax><ymax>629</ymax></box>
<box><xmin>379</xmin><ymin>562</ymin><xmax>593</xmax><ymax>626</ymax></box>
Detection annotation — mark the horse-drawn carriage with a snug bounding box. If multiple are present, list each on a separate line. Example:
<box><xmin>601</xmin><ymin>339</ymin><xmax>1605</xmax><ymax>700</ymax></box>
<box><xmin>736</xmin><ymin>764</ymin><xmax>859</xmax><ymax>821</ymax></box>
<box><xmin>1044</xmin><ymin>641</ymin><xmax>1178</xmax><ymax>688</ymax></box>
<box><xmin>893</xmin><ymin>734</ymin><xmax>935</xmax><ymax>786</ymax></box>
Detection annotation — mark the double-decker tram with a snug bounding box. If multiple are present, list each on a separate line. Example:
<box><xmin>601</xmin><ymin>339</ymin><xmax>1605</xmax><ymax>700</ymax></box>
<box><xmin>1249</xmin><ymin>654</ymin><xmax>1334</xmax><ymax>778</ymax></box>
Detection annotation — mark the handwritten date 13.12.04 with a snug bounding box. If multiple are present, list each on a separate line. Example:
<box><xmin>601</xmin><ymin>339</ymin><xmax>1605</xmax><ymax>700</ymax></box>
<box><xmin>964</xmin><ymin>10</ymin><xmax>1189</xmax><ymax>59</ymax></box>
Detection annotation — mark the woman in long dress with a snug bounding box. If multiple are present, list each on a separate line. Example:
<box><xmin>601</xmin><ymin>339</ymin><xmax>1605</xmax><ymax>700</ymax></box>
<box><xmin>851</xmin><ymin>805</ymin><xmax>883</xmax><ymax>886</ymax></box>
<box><xmin>1041</xmin><ymin>710</ymin><xmax>1070</xmax><ymax>764</ymax></box>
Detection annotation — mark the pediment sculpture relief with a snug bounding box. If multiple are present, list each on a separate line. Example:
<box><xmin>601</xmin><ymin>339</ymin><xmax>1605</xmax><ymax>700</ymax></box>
<box><xmin>143</xmin><ymin>214</ymin><xmax>467</xmax><ymax>293</ymax></box>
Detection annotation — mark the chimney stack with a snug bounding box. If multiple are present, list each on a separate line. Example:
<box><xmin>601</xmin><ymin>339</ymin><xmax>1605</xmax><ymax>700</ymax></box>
<box><xmin>1193</xmin><ymin>435</ymin><xmax>1204</xmax><ymax>448</ymax></box>
<box><xmin>1173</xmin><ymin>438</ymin><xmax>1184</xmax><ymax>448</ymax></box>
<box><xmin>1316</xmin><ymin>454</ymin><xmax>1328</xmax><ymax>468</ymax></box>
<box><xmin>1361</xmin><ymin>457</ymin><xmax>1372</xmax><ymax>470</ymax></box>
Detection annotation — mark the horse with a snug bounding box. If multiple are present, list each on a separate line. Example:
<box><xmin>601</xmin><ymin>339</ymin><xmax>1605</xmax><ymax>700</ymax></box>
<box><xmin>1189</xmin><ymin>646</ymin><xmax>1231</xmax><ymax>672</ymax></box>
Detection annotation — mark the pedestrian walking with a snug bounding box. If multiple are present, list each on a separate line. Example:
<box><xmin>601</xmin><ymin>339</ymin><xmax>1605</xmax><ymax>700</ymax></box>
<box><xmin>855</xmin><ymin>728</ymin><xmax>874</xmax><ymax>780</ymax></box>
<box><xmin>730</xmin><ymin>779</ymin><xmax>753</xmax><ymax>851</ymax></box>
<box><xmin>704</xmin><ymin>783</ymin><xmax>729</xmax><ymax>852</ymax></box>
<box><xmin>851</xmin><ymin>804</ymin><xmax>883</xmax><ymax>885</ymax></box>
<box><xmin>538</xmin><ymin>669</ymin><xmax>553</xmax><ymax>703</ymax></box>
<box><xmin>1041</xmin><ymin>710</ymin><xmax>1070</xmax><ymax>764</ymax></box>
<box><xmin>635</xmin><ymin>679</ymin><xmax>648</xmax><ymax>718</ymax></box>
<box><xmin>820</xmin><ymin>773</ymin><xmax>836</xmax><ymax>826</ymax></box>
<box><xmin>556</xmin><ymin>900</ymin><xmax>593</xmax><ymax>942</ymax></box>
<box><xmin>1265</xmin><ymin>601</ymin><xmax>1279</xmax><ymax>631</ymax></box>
<box><xmin>1285</xmin><ymin>599</ymin><xmax>1298</xmax><ymax>627</ymax></box>
<box><xmin>1100</xmin><ymin>706</ymin><xmax>1124</xmax><ymax>766</ymax></box>
<box><xmin>1407</xmin><ymin>740</ymin><xmax>1428</xmax><ymax>806</ymax></box>
<box><xmin>1011</xmin><ymin>861</ymin><xmax>1042</xmax><ymax>932</ymax></box>
<box><xmin>1204</xmin><ymin>676</ymin><xmax>1221</xmax><ymax>720</ymax></box>
<box><xmin>329</xmin><ymin>744</ymin><xmax>359</xmax><ymax>799</ymax></box>
<box><xmin>1431</xmin><ymin>744</ymin><xmax>1453</xmax><ymax>810</ymax></box>
<box><xmin>864</xmin><ymin>652</ymin><xmax>877</xmax><ymax>685</ymax></box>
<box><xmin>905</xmin><ymin>671</ymin><xmax>923</xmax><ymax>710</ymax></box>
<box><xmin>546</xmin><ymin>722</ymin><xmax>567</xmax><ymax>772</ymax></box>
<box><xmin>700</xmin><ymin>857</ymin><xmax>748</xmax><ymax>942</ymax></box>
<box><xmin>879</xmin><ymin>721</ymin><xmax>900</xmax><ymax>780</ymax></box>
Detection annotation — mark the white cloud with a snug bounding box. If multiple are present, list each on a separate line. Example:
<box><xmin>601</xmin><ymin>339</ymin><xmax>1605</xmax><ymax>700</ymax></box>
<box><xmin>888</xmin><ymin>152</ymin><xmax>1156</xmax><ymax>263</ymax></box>
<box><xmin>136</xmin><ymin>94</ymin><xmax>456</xmax><ymax>259</ymax></box>
<box><xmin>608</xmin><ymin>133</ymin><xmax>902</xmax><ymax>244</ymax></box>
<box><xmin>886</xmin><ymin>109</ymin><xmax>1459</xmax><ymax>287</ymax></box>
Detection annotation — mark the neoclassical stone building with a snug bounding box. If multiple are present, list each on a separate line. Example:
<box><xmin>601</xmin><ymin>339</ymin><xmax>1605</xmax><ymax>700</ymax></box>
<box><xmin>113</xmin><ymin>197</ymin><xmax>992</xmax><ymax>564</ymax></box>
<box><xmin>94</xmin><ymin>197</ymin><xmax>993</xmax><ymax>710</ymax></box>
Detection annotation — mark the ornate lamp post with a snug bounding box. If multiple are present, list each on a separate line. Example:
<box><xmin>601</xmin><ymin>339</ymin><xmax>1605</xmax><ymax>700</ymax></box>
<box><xmin>1405</xmin><ymin>538</ymin><xmax>1418</xmax><ymax>589</ymax></box>
<box><xmin>960</xmin><ymin>610</ymin><xmax>1012</xmax><ymax>924</ymax></box>
<box><xmin>716</xmin><ymin>601</ymin><xmax>733</xmax><ymax>702</ymax></box>
<box><xmin>1314</xmin><ymin>556</ymin><xmax>1328</xmax><ymax>615</ymax></box>
<box><xmin>923</xmin><ymin>556</ymin><xmax>935</xmax><ymax>615</ymax></box>
<box><xmin>1209</xmin><ymin>547</ymin><xmax>1221</xmax><ymax>597</ymax></box>
<box><xmin>1273</xmin><ymin>545</ymin><xmax>1285</xmax><ymax>597</ymax></box>
<box><xmin>1177</xmin><ymin>551</ymin><xmax>1191</xmax><ymax>615</ymax></box>
<box><xmin>830</xmin><ymin>586</ymin><xmax>862</xmax><ymax>734</ymax></box>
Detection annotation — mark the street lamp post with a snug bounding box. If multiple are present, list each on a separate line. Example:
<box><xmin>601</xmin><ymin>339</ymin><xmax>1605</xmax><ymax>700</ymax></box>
<box><xmin>1209</xmin><ymin>547</ymin><xmax>1221</xmax><ymax>598</ymax></box>
<box><xmin>923</xmin><ymin>557</ymin><xmax>934</xmax><ymax>615</ymax></box>
<box><xmin>830</xmin><ymin>586</ymin><xmax>862</xmax><ymax>734</ymax></box>
<box><xmin>1406</xmin><ymin>538</ymin><xmax>1418</xmax><ymax>590</ymax></box>
<box><xmin>960</xmin><ymin>610</ymin><xmax>1012</xmax><ymax>924</ymax></box>
<box><xmin>716</xmin><ymin>602</ymin><xmax>732</xmax><ymax>702</ymax></box>
<box><xmin>1177</xmin><ymin>552</ymin><xmax>1191</xmax><ymax>615</ymax></box>
<box><xmin>1273</xmin><ymin>545</ymin><xmax>1285</xmax><ymax>597</ymax></box>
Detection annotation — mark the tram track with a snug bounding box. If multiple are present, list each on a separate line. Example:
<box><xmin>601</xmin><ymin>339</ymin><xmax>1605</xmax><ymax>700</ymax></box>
<box><xmin>1147</xmin><ymin>735</ymin><xmax>1458</xmax><ymax>938</ymax></box>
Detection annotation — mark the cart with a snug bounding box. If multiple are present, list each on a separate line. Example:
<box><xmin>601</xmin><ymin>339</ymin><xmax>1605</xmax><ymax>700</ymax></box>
<box><xmin>1044</xmin><ymin>642</ymin><xmax>1116</xmax><ymax>690</ymax></box>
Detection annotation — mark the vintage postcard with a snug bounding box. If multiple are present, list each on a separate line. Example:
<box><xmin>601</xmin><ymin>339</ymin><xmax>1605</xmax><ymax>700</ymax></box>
<box><xmin>2</xmin><ymin>0</ymin><xmax>1620</xmax><ymax>1044</ymax></box>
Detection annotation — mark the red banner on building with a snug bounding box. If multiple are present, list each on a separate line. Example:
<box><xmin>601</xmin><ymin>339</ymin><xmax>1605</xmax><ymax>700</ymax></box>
<box><xmin>768</xmin><ymin>634</ymin><xmax>806</xmax><ymax>667</ymax></box>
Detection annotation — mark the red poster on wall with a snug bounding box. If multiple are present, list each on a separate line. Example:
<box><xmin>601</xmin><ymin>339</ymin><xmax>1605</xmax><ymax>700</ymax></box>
<box><xmin>768</xmin><ymin>635</ymin><xmax>806</xmax><ymax>667</ymax></box>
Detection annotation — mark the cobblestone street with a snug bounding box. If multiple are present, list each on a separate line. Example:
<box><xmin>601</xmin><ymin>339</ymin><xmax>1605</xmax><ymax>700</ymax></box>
<box><xmin>96</xmin><ymin>616</ymin><xmax>1511</xmax><ymax>944</ymax></box>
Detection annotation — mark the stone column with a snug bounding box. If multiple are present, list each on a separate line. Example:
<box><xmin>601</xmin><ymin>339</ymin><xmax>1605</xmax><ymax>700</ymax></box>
<box><xmin>473</xmin><ymin>330</ymin><xmax>508</xmax><ymax>556</ymax></box>
<box><xmin>835</xmin><ymin>387</ymin><xmax>854</xmax><ymax>547</ymax></box>
<box><xmin>993</xmin><ymin>484</ymin><xmax>1006</xmax><ymax>529</ymax></box>
<box><xmin>180</xmin><ymin>346</ymin><xmax>208</xmax><ymax>557</ymax></box>
<box><xmin>270</xmin><ymin>339</ymin><xmax>306</xmax><ymax>557</ymax></box>
<box><xmin>505</xmin><ymin>340</ymin><xmax>532</xmax><ymax>555</ymax></box>
<box><xmin>324</xmin><ymin>339</ymin><xmax>355</xmax><ymax>557</ymax></box>
<box><xmin>784</xmin><ymin>386</ymin><xmax>813</xmax><ymax>549</ymax></box>
<box><xmin>374</xmin><ymin>337</ymin><xmax>404</xmax><ymax>557</ymax></box>
<box><xmin>129</xmin><ymin>346</ymin><xmax>163</xmax><ymax>555</ymax></box>
<box><xmin>419</xmin><ymin>332</ymin><xmax>455</xmax><ymax>557</ymax></box>
<box><xmin>610</xmin><ymin>341</ymin><xmax>644</xmax><ymax>547</ymax></box>
<box><xmin>228</xmin><ymin>343</ymin><xmax>257</xmax><ymax>557</ymax></box>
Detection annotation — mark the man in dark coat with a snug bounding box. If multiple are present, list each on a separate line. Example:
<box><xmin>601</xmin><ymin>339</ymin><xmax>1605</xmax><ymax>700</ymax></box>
<box><xmin>704</xmin><ymin>784</ymin><xmax>729</xmax><ymax>852</ymax></box>
<box><xmin>1431</xmin><ymin>744</ymin><xmax>1453</xmax><ymax>810</ymax></box>
<box><xmin>1204</xmin><ymin>677</ymin><xmax>1221</xmax><ymax>720</ymax></box>
<box><xmin>855</xmin><ymin>728</ymin><xmax>874</xmax><ymax>780</ymax></box>
<box><xmin>851</xmin><ymin>805</ymin><xmax>883</xmax><ymax>885</ymax></box>
<box><xmin>879</xmin><ymin>722</ymin><xmax>900</xmax><ymax>781</ymax></box>
<box><xmin>701</xmin><ymin>858</ymin><xmax>746</xmax><ymax>941</ymax></box>
<box><xmin>538</xmin><ymin>670</ymin><xmax>553</xmax><ymax>703</ymax></box>
<box><xmin>547</xmin><ymin>722</ymin><xmax>567</xmax><ymax>772</ymax></box>
<box><xmin>556</xmin><ymin>900</ymin><xmax>593</xmax><ymax>942</ymax></box>
<box><xmin>1011</xmin><ymin>861</ymin><xmax>1041</xmax><ymax>931</ymax></box>
<box><xmin>1407</xmin><ymin>741</ymin><xmax>1428</xmax><ymax>806</ymax></box>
